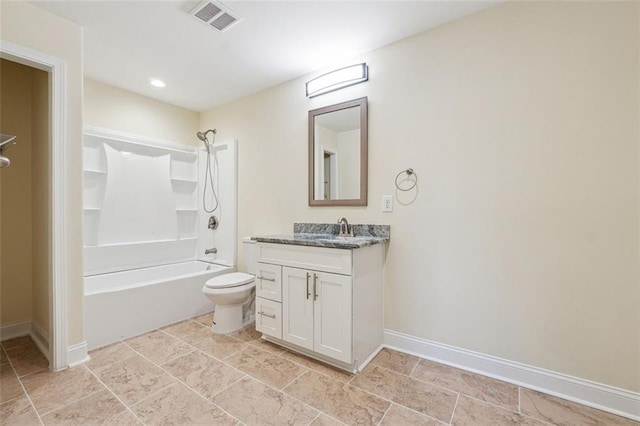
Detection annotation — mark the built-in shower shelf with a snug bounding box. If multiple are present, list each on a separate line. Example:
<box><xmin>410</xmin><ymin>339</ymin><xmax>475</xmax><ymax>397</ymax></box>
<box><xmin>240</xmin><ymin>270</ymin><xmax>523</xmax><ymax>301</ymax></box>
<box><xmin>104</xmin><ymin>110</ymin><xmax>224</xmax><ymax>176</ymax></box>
<box><xmin>85</xmin><ymin>127</ymin><xmax>197</xmax><ymax>160</ymax></box>
<box><xmin>171</xmin><ymin>177</ymin><xmax>197</xmax><ymax>184</ymax></box>
<box><xmin>83</xmin><ymin>207</ymin><xmax>101</xmax><ymax>211</ymax></box>
<box><xmin>84</xmin><ymin>168</ymin><xmax>106</xmax><ymax>175</ymax></box>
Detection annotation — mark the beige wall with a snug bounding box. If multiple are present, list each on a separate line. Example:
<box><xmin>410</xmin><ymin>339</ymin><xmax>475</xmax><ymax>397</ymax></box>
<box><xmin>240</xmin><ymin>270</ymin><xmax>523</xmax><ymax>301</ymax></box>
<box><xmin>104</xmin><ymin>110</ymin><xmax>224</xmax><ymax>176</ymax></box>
<box><xmin>84</xmin><ymin>79</ymin><xmax>199</xmax><ymax>145</ymax></box>
<box><xmin>0</xmin><ymin>60</ymin><xmax>34</xmax><ymax>327</ymax></box>
<box><xmin>1</xmin><ymin>1</ymin><xmax>84</xmax><ymax>346</ymax></box>
<box><xmin>201</xmin><ymin>1</ymin><xmax>639</xmax><ymax>392</ymax></box>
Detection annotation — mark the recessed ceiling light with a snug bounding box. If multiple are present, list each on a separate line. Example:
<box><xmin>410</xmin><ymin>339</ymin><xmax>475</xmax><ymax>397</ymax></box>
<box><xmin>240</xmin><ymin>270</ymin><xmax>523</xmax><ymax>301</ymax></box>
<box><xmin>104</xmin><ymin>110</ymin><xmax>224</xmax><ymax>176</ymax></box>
<box><xmin>149</xmin><ymin>78</ymin><xmax>166</xmax><ymax>88</ymax></box>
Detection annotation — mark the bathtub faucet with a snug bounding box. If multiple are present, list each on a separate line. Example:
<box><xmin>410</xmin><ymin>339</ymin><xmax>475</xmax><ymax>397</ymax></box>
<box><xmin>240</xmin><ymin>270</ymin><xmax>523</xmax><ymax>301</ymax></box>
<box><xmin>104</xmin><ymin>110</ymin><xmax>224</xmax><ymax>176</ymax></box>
<box><xmin>205</xmin><ymin>248</ymin><xmax>218</xmax><ymax>255</ymax></box>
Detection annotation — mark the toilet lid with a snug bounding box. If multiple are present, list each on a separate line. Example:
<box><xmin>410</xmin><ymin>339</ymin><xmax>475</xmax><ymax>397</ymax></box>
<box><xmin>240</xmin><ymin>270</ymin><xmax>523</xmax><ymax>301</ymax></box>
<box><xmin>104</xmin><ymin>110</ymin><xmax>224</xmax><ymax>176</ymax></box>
<box><xmin>205</xmin><ymin>272</ymin><xmax>254</xmax><ymax>289</ymax></box>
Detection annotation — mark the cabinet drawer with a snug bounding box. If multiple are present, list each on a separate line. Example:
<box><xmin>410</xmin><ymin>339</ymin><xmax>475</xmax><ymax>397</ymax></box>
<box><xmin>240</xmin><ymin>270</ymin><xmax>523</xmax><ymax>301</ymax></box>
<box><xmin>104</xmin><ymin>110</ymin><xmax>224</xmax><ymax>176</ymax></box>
<box><xmin>255</xmin><ymin>297</ymin><xmax>282</xmax><ymax>339</ymax></box>
<box><xmin>256</xmin><ymin>262</ymin><xmax>282</xmax><ymax>302</ymax></box>
<box><xmin>258</xmin><ymin>243</ymin><xmax>352</xmax><ymax>275</ymax></box>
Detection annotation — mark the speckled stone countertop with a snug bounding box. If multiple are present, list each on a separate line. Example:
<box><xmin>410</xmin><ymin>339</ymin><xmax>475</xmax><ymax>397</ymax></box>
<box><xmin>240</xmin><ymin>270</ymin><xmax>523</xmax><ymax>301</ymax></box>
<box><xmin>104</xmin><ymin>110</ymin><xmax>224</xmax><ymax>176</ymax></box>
<box><xmin>253</xmin><ymin>223</ymin><xmax>390</xmax><ymax>249</ymax></box>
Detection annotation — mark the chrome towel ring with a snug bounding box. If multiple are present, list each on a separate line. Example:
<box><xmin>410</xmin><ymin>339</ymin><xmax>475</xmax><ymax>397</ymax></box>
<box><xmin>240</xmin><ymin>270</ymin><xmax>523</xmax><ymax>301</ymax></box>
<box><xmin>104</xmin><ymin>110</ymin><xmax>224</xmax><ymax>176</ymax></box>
<box><xmin>395</xmin><ymin>168</ymin><xmax>417</xmax><ymax>191</ymax></box>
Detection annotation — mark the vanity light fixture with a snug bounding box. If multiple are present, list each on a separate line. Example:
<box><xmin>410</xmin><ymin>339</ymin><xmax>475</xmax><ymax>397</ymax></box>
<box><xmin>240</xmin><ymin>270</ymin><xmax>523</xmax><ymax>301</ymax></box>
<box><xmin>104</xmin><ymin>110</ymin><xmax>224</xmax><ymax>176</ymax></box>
<box><xmin>305</xmin><ymin>63</ymin><xmax>368</xmax><ymax>98</ymax></box>
<box><xmin>149</xmin><ymin>78</ymin><xmax>166</xmax><ymax>88</ymax></box>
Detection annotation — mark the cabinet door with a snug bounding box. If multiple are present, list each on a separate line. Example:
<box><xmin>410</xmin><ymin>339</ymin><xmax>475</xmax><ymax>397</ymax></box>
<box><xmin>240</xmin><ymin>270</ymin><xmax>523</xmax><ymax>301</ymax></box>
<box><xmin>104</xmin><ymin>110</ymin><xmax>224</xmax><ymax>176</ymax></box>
<box><xmin>256</xmin><ymin>262</ymin><xmax>282</xmax><ymax>302</ymax></box>
<box><xmin>255</xmin><ymin>297</ymin><xmax>282</xmax><ymax>339</ymax></box>
<box><xmin>282</xmin><ymin>267</ymin><xmax>314</xmax><ymax>350</ymax></box>
<box><xmin>313</xmin><ymin>271</ymin><xmax>352</xmax><ymax>363</ymax></box>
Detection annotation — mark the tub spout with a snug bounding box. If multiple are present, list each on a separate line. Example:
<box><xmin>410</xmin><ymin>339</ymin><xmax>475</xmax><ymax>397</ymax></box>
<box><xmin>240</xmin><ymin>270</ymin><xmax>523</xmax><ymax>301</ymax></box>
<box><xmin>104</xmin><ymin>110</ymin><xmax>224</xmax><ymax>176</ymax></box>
<box><xmin>205</xmin><ymin>248</ymin><xmax>217</xmax><ymax>255</ymax></box>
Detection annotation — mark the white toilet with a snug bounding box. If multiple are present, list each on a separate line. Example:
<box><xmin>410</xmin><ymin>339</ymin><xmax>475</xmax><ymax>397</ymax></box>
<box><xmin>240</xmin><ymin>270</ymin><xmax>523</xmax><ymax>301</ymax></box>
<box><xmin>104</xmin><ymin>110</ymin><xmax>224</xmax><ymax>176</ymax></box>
<box><xmin>202</xmin><ymin>239</ymin><xmax>257</xmax><ymax>334</ymax></box>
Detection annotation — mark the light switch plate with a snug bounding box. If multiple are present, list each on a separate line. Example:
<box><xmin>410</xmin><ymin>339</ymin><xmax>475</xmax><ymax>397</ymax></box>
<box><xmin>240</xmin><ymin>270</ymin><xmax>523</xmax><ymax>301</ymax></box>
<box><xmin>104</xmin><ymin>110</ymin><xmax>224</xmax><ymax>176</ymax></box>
<box><xmin>382</xmin><ymin>195</ymin><xmax>393</xmax><ymax>212</ymax></box>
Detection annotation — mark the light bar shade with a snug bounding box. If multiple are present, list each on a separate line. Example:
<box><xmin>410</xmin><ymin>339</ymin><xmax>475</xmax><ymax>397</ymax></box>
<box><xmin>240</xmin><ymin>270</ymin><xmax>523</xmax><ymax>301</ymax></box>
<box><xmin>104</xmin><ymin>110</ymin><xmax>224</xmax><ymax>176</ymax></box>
<box><xmin>306</xmin><ymin>63</ymin><xmax>368</xmax><ymax>98</ymax></box>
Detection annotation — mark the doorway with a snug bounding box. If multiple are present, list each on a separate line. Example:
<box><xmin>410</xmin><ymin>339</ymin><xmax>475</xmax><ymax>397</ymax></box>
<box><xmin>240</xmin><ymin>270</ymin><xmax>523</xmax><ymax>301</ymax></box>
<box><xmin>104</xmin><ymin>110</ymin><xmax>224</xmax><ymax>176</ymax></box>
<box><xmin>0</xmin><ymin>58</ymin><xmax>51</xmax><ymax>367</ymax></box>
<box><xmin>0</xmin><ymin>41</ymin><xmax>69</xmax><ymax>371</ymax></box>
<box><xmin>322</xmin><ymin>147</ymin><xmax>339</xmax><ymax>200</ymax></box>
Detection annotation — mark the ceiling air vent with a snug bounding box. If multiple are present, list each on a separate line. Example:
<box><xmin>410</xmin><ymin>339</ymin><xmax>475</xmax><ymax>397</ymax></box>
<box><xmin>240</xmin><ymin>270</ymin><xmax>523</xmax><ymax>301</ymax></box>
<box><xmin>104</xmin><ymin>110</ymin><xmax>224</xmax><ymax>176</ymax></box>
<box><xmin>190</xmin><ymin>1</ymin><xmax>240</xmax><ymax>32</ymax></box>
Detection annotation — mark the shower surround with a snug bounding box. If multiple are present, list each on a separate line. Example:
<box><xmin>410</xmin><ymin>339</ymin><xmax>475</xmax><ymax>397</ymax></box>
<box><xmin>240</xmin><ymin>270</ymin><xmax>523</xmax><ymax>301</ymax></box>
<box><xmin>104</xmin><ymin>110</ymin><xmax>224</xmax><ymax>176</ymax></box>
<box><xmin>82</xmin><ymin>126</ymin><xmax>237</xmax><ymax>349</ymax></box>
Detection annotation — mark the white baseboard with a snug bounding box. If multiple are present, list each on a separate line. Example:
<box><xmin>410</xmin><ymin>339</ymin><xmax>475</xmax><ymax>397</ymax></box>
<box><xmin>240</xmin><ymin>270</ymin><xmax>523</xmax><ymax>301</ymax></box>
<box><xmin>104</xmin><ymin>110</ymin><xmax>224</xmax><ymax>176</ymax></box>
<box><xmin>0</xmin><ymin>321</ymin><xmax>32</xmax><ymax>341</ymax></box>
<box><xmin>30</xmin><ymin>322</ymin><xmax>50</xmax><ymax>361</ymax></box>
<box><xmin>66</xmin><ymin>341</ymin><xmax>89</xmax><ymax>367</ymax></box>
<box><xmin>384</xmin><ymin>329</ymin><xmax>640</xmax><ymax>422</ymax></box>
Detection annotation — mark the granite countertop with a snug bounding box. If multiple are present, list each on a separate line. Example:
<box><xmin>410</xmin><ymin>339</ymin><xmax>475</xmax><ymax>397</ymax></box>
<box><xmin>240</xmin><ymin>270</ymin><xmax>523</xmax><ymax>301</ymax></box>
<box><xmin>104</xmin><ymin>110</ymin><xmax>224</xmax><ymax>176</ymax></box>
<box><xmin>253</xmin><ymin>223</ymin><xmax>390</xmax><ymax>250</ymax></box>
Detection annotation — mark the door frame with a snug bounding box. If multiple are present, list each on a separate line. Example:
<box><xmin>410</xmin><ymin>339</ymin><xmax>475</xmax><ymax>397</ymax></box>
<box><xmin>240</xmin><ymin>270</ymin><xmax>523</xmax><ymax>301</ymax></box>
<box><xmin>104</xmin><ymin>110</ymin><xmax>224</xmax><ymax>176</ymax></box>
<box><xmin>1</xmin><ymin>40</ymin><xmax>68</xmax><ymax>370</ymax></box>
<box><xmin>320</xmin><ymin>145</ymin><xmax>339</xmax><ymax>200</ymax></box>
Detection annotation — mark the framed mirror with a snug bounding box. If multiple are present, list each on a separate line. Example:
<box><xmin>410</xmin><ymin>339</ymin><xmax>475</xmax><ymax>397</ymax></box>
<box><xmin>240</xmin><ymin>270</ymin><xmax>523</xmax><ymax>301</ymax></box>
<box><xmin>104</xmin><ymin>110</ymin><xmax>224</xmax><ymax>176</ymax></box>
<box><xmin>308</xmin><ymin>97</ymin><xmax>368</xmax><ymax>206</ymax></box>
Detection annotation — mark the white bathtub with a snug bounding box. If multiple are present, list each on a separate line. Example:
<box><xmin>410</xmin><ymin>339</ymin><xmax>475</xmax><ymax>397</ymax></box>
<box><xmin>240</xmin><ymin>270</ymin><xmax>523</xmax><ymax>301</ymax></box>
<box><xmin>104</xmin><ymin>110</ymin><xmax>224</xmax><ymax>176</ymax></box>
<box><xmin>85</xmin><ymin>261</ymin><xmax>232</xmax><ymax>350</ymax></box>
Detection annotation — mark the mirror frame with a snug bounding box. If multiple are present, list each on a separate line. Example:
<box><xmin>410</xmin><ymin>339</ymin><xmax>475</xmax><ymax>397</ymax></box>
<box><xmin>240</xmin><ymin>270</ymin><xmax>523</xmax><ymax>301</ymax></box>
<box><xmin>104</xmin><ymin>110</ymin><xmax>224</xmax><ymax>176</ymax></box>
<box><xmin>308</xmin><ymin>96</ymin><xmax>368</xmax><ymax>206</ymax></box>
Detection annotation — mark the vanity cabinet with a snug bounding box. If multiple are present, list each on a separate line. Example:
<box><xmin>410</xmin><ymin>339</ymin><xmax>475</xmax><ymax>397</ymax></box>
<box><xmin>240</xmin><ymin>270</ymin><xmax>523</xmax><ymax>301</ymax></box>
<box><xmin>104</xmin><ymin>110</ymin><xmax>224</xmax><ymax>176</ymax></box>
<box><xmin>254</xmin><ymin>242</ymin><xmax>384</xmax><ymax>373</ymax></box>
<box><xmin>282</xmin><ymin>267</ymin><xmax>352</xmax><ymax>363</ymax></box>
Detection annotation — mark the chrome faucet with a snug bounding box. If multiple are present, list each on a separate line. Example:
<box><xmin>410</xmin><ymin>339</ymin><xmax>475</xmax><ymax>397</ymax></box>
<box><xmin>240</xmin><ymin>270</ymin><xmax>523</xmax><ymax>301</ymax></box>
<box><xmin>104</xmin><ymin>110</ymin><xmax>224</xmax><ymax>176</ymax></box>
<box><xmin>337</xmin><ymin>217</ymin><xmax>354</xmax><ymax>237</ymax></box>
<box><xmin>205</xmin><ymin>248</ymin><xmax>218</xmax><ymax>255</ymax></box>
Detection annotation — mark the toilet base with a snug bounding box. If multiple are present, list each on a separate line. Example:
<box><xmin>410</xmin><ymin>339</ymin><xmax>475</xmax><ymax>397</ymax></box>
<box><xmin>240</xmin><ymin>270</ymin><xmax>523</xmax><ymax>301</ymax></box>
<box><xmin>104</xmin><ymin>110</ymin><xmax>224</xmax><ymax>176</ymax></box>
<box><xmin>211</xmin><ymin>304</ymin><xmax>245</xmax><ymax>334</ymax></box>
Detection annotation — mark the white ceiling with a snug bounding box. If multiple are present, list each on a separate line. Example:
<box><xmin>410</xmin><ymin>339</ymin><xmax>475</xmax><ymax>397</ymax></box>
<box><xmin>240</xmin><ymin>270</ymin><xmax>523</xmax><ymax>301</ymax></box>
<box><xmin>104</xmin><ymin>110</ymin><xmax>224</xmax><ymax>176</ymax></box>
<box><xmin>32</xmin><ymin>1</ymin><xmax>499</xmax><ymax>112</ymax></box>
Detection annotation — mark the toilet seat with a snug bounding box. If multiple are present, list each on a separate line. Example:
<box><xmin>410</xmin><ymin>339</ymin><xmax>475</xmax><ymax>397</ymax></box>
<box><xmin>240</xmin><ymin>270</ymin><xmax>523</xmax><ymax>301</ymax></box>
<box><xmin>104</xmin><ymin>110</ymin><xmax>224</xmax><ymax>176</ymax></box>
<box><xmin>205</xmin><ymin>272</ymin><xmax>254</xmax><ymax>289</ymax></box>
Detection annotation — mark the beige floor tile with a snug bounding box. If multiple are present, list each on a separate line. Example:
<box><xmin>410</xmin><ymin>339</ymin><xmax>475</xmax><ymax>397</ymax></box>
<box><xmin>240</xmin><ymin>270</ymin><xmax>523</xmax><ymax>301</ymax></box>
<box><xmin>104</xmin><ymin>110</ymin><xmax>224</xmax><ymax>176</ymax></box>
<box><xmin>284</xmin><ymin>370</ymin><xmax>390</xmax><ymax>425</ymax></box>
<box><xmin>213</xmin><ymin>376</ymin><xmax>318</xmax><ymax>426</ymax></box>
<box><xmin>1</xmin><ymin>336</ymin><xmax>36</xmax><ymax>351</ymax></box>
<box><xmin>453</xmin><ymin>395</ymin><xmax>547</xmax><ymax>426</ymax></box>
<box><xmin>351</xmin><ymin>365</ymin><xmax>457</xmax><ymax>423</ymax></box>
<box><xmin>226</xmin><ymin>346</ymin><xmax>307</xmax><ymax>389</ymax></box>
<box><xmin>371</xmin><ymin>348</ymin><xmax>420</xmax><ymax>375</ymax></box>
<box><xmin>310</xmin><ymin>413</ymin><xmax>346</xmax><ymax>425</ymax></box>
<box><xmin>160</xmin><ymin>320</ymin><xmax>207</xmax><ymax>338</ymax></box>
<box><xmin>280</xmin><ymin>350</ymin><xmax>353</xmax><ymax>383</ymax></box>
<box><xmin>520</xmin><ymin>388</ymin><xmax>638</xmax><ymax>426</ymax></box>
<box><xmin>381</xmin><ymin>403</ymin><xmax>445</xmax><ymax>425</ymax></box>
<box><xmin>126</xmin><ymin>330</ymin><xmax>194</xmax><ymax>364</ymax></box>
<box><xmin>193</xmin><ymin>311</ymin><xmax>214</xmax><ymax>327</ymax></box>
<box><xmin>0</xmin><ymin>395</ymin><xmax>40</xmax><ymax>425</ymax></box>
<box><xmin>230</xmin><ymin>323</ymin><xmax>262</xmax><ymax>342</ymax></box>
<box><xmin>87</xmin><ymin>342</ymin><xmax>138</xmax><ymax>372</ymax></box>
<box><xmin>103</xmin><ymin>409</ymin><xmax>143</xmax><ymax>425</ymax></box>
<box><xmin>249</xmin><ymin>338</ymin><xmax>286</xmax><ymax>355</ymax></box>
<box><xmin>181</xmin><ymin>328</ymin><xmax>247</xmax><ymax>360</ymax></box>
<box><xmin>0</xmin><ymin>365</ymin><xmax>25</xmax><ymax>403</ymax></box>
<box><xmin>40</xmin><ymin>389</ymin><xmax>132</xmax><ymax>425</ymax></box>
<box><xmin>131</xmin><ymin>382</ymin><xmax>236</xmax><ymax>425</ymax></box>
<box><xmin>411</xmin><ymin>359</ymin><xmax>519</xmax><ymax>411</ymax></box>
<box><xmin>162</xmin><ymin>351</ymin><xmax>244</xmax><ymax>399</ymax></box>
<box><xmin>5</xmin><ymin>345</ymin><xmax>49</xmax><ymax>377</ymax></box>
<box><xmin>21</xmin><ymin>366</ymin><xmax>104</xmax><ymax>415</ymax></box>
<box><xmin>95</xmin><ymin>354</ymin><xmax>176</xmax><ymax>406</ymax></box>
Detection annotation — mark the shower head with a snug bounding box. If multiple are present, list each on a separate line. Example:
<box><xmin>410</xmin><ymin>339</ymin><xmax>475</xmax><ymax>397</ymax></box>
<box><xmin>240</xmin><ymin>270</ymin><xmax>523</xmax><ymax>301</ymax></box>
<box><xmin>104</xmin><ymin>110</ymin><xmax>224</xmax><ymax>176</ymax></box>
<box><xmin>0</xmin><ymin>134</ymin><xmax>17</xmax><ymax>151</ymax></box>
<box><xmin>197</xmin><ymin>129</ymin><xmax>216</xmax><ymax>143</ymax></box>
<box><xmin>197</xmin><ymin>129</ymin><xmax>216</xmax><ymax>154</ymax></box>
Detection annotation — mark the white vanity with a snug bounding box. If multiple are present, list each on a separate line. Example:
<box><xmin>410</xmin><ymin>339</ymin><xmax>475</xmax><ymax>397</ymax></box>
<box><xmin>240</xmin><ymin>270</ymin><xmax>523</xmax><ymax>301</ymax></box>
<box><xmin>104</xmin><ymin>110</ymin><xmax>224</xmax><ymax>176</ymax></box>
<box><xmin>253</xmin><ymin>224</ymin><xmax>389</xmax><ymax>373</ymax></box>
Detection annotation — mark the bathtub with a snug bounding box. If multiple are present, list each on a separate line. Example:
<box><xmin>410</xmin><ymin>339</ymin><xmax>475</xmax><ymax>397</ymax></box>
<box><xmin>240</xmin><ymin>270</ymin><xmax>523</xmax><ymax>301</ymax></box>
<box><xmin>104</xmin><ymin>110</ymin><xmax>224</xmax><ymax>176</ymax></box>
<box><xmin>85</xmin><ymin>261</ymin><xmax>232</xmax><ymax>350</ymax></box>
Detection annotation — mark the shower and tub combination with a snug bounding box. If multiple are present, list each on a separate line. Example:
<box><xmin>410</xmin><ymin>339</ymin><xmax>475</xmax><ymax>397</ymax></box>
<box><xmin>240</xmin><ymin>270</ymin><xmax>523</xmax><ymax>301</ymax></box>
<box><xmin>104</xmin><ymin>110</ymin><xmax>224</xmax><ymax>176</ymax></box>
<box><xmin>83</xmin><ymin>126</ymin><xmax>246</xmax><ymax>349</ymax></box>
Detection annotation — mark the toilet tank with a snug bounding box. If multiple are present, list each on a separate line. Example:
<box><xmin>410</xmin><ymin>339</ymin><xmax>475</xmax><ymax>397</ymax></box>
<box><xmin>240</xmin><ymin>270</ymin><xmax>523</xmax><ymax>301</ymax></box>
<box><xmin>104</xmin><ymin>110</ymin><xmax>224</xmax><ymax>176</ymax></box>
<box><xmin>242</xmin><ymin>237</ymin><xmax>257</xmax><ymax>275</ymax></box>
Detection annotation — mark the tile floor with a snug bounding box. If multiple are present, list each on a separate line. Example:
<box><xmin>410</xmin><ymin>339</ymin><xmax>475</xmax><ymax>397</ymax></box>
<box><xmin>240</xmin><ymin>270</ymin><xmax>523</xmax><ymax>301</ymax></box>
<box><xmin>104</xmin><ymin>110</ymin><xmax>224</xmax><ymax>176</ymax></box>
<box><xmin>1</xmin><ymin>312</ymin><xmax>637</xmax><ymax>425</ymax></box>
